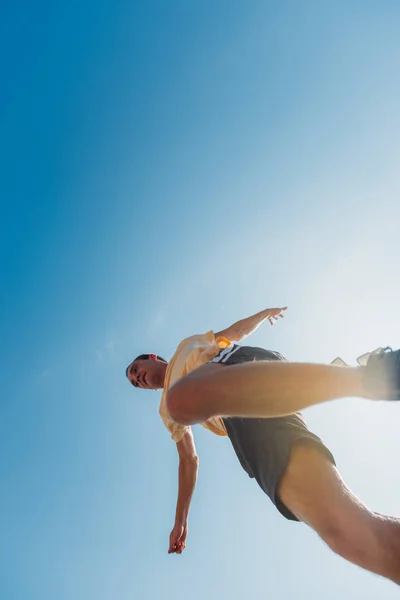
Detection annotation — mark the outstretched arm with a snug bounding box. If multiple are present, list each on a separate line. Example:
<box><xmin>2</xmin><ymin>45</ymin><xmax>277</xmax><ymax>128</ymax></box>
<box><xmin>215</xmin><ymin>306</ymin><xmax>287</xmax><ymax>343</ymax></box>
<box><xmin>168</xmin><ymin>429</ymin><xmax>199</xmax><ymax>554</ymax></box>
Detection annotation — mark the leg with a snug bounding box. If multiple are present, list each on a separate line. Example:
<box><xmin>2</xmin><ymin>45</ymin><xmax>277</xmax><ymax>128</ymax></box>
<box><xmin>278</xmin><ymin>443</ymin><xmax>400</xmax><ymax>584</ymax></box>
<box><xmin>167</xmin><ymin>360</ymin><xmax>366</xmax><ymax>425</ymax></box>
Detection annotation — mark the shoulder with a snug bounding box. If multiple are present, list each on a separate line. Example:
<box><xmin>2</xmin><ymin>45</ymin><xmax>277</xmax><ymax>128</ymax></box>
<box><xmin>175</xmin><ymin>331</ymin><xmax>215</xmax><ymax>351</ymax></box>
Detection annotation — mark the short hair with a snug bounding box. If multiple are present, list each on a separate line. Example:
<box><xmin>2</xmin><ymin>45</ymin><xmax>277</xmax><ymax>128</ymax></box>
<box><xmin>125</xmin><ymin>353</ymin><xmax>168</xmax><ymax>379</ymax></box>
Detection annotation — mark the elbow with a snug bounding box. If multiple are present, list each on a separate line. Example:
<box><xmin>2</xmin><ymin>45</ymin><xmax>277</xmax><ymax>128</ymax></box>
<box><xmin>180</xmin><ymin>455</ymin><xmax>199</xmax><ymax>468</ymax></box>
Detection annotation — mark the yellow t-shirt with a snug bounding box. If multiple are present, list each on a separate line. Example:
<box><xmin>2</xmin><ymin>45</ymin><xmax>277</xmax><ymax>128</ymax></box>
<box><xmin>159</xmin><ymin>331</ymin><xmax>230</xmax><ymax>442</ymax></box>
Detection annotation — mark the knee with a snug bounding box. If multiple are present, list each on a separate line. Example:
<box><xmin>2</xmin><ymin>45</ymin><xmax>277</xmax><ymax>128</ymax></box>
<box><xmin>319</xmin><ymin>515</ymin><xmax>400</xmax><ymax>585</ymax></box>
<box><xmin>166</xmin><ymin>381</ymin><xmax>196</xmax><ymax>426</ymax></box>
<box><xmin>317</xmin><ymin>518</ymin><xmax>369</xmax><ymax>565</ymax></box>
<box><xmin>320</xmin><ymin>521</ymin><xmax>351</xmax><ymax>556</ymax></box>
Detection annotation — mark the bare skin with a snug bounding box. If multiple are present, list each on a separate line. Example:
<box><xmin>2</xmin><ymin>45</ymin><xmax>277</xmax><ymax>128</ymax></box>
<box><xmin>278</xmin><ymin>444</ymin><xmax>400</xmax><ymax>584</ymax></box>
<box><xmin>126</xmin><ymin>307</ymin><xmax>288</xmax><ymax>391</ymax></box>
<box><xmin>127</xmin><ymin>308</ymin><xmax>374</xmax><ymax>426</ymax></box>
<box><xmin>166</xmin><ymin>361</ymin><xmax>367</xmax><ymax>425</ymax></box>
<box><xmin>168</xmin><ymin>429</ymin><xmax>198</xmax><ymax>554</ymax></box>
<box><xmin>127</xmin><ymin>306</ymin><xmax>400</xmax><ymax>584</ymax></box>
<box><xmin>126</xmin><ymin>307</ymin><xmax>289</xmax><ymax>553</ymax></box>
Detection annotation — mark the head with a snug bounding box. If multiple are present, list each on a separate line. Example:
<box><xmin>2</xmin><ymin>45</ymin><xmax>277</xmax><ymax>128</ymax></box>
<box><xmin>125</xmin><ymin>353</ymin><xmax>168</xmax><ymax>390</ymax></box>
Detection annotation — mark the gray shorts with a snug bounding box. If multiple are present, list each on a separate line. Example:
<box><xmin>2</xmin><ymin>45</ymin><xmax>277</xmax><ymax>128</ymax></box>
<box><xmin>211</xmin><ymin>345</ymin><xmax>335</xmax><ymax>521</ymax></box>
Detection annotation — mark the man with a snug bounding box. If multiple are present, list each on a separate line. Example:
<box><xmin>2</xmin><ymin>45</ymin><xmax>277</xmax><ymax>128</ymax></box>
<box><xmin>126</xmin><ymin>306</ymin><xmax>400</xmax><ymax>584</ymax></box>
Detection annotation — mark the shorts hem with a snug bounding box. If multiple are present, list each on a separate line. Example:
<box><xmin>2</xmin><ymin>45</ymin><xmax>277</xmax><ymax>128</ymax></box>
<box><xmin>274</xmin><ymin>438</ymin><xmax>336</xmax><ymax>521</ymax></box>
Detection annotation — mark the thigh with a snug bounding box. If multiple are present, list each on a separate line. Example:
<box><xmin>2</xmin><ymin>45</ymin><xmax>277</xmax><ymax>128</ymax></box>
<box><xmin>278</xmin><ymin>443</ymin><xmax>374</xmax><ymax>540</ymax></box>
<box><xmin>225</xmin><ymin>416</ymin><xmax>335</xmax><ymax>521</ymax></box>
<box><xmin>278</xmin><ymin>443</ymin><xmax>400</xmax><ymax>581</ymax></box>
<box><xmin>176</xmin><ymin>345</ymin><xmax>284</xmax><ymax>389</ymax></box>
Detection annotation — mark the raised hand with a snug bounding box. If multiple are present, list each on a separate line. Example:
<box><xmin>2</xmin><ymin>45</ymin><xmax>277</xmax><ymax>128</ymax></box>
<box><xmin>265</xmin><ymin>306</ymin><xmax>287</xmax><ymax>325</ymax></box>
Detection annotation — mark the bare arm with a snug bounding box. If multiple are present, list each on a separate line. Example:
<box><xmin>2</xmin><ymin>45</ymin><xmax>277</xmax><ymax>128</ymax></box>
<box><xmin>215</xmin><ymin>306</ymin><xmax>287</xmax><ymax>343</ymax></box>
<box><xmin>168</xmin><ymin>429</ymin><xmax>199</xmax><ymax>554</ymax></box>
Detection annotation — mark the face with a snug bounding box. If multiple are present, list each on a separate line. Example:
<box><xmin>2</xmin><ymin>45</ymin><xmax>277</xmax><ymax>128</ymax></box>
<box><xmin>127</xmin><ymin>355</ymin><xmax>167</xmax><ymax>390</ymax></box>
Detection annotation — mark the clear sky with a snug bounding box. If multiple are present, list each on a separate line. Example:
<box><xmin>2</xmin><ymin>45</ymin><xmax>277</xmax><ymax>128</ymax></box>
<box><xmin>1</xmin><ymin>1</ymin><xmax>400</xmax><ymax>598</ymax></box>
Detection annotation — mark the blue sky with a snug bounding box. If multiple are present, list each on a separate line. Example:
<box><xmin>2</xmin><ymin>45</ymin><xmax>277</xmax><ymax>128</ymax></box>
<box><xmin>1</xmin><ymin>1</ymin><xmax>400</xmax><ymax>598</ymax></box>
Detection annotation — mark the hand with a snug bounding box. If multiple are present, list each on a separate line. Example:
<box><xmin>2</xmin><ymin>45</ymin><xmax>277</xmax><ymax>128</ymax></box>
<box><xmin>168</xmin><ymin>521</ymin><xmax>188</xmax><ymax>554</ymax></box>
<box><xmin>265</xmin><ymin>306</ymin><xmax>287</xmax><ymax>325</ymax></box>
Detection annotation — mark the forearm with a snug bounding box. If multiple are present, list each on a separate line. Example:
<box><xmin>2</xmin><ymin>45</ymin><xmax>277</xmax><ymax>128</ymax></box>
<box><xmin>175</xmin><ymin>457</ymin><xmax>199</xmax><ymax>524</ymax></box>
<box><xmin>225</xmin><ymin>308</ymin><xmax>271</xmax><ymax>341</ymax></box>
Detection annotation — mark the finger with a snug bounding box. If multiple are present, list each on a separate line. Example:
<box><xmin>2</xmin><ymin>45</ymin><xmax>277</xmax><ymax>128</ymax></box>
<box><xmin>168</xmin><ymin>540</ymin><xmax>177</xmax><ymax>553</ymax></box>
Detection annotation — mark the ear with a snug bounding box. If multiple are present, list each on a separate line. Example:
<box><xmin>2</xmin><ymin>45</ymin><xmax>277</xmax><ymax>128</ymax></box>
<box><xmin>149</xmin><ymin>353</ymin><xmax>157</xmax><ymax>361</ymax></box>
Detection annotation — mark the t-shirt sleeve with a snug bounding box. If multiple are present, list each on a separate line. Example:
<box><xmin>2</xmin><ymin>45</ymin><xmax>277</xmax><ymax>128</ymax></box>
<box><xmin>157</xmin><ymin>331</ymin><xmax>229</xmax><ymax>443</ymax></box>
<box><xmin>160</xmin><ymin>412</ymin><xmax>190</xmax><ymax>443</ymax></box>
<box><xmin>159</xmin><ymin>391</ymin><xmax>190</xmax><ymax>443</ymax></box>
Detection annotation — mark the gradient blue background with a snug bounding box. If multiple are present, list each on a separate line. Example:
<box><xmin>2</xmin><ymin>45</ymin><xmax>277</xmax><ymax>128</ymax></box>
<box><xmin>1</xmin><ymin>1</ymin><xmax>400</xmax><ymax>598</ymax></box>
